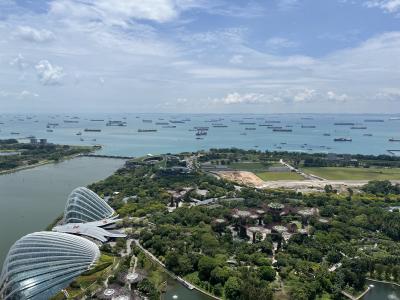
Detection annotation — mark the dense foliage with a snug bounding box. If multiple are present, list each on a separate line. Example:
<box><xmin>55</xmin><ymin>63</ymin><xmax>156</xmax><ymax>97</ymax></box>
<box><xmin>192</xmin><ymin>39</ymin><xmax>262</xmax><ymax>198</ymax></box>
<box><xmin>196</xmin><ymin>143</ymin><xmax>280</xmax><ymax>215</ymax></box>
<box><xmin>89</xmin><ymin>149</ymin><xmax>400</xmax><ymax>300</ymax></box>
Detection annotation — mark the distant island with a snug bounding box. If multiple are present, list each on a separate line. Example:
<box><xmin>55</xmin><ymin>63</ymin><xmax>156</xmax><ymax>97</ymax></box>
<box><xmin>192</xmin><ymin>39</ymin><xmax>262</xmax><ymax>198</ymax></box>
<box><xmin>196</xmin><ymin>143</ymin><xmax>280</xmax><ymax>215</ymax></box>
<box><xmin>0</xmin><ymin>139</ymin><xmax>96</xmax><ymax>174</ymax></box>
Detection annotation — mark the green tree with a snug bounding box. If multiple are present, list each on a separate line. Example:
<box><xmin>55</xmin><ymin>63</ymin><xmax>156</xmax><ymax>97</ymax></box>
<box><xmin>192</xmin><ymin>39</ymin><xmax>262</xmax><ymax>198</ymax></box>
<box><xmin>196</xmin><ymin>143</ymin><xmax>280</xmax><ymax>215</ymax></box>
<box><xmin>259</xmin><ymin>266</ymin><xmax>276</xmax><ymax>282</ymax></box>
<box><xmin>198</xmin><ymin>256</ymin><xmax>217</xmax><ymax>281</ymax></box>
<box><xmin>225</xmin><ymin>277</ymin><xmax>241</xmax><ymax>300</ymax></box>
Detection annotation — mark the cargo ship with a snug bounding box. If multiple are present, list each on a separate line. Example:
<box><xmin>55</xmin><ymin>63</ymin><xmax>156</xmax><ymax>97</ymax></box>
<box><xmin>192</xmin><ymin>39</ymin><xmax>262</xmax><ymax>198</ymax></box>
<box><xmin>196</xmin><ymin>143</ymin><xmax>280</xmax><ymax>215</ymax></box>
<box><xmin>84</xmin><ymin>129</ymin><xmax>101</xmax><ymax>132</ymax></box>
<box><xmin>334</xmin><ymin>122</ymin><xmax>354</xmax><ymax>126</ymax></box>
<box><xmin>106</xmin><ymin>120</ymin><xmax>127</xmax><ymax>126</ymax></box>
<box><xmin>138</xmin><ymin>129</ymin><xmax>157</xmax><ymax>132</ymax></box>
<box><xmin>194</xmin><ymin>127</ymin><xmax>209</xmax><ymax>131</ymax></box>
<box><xmin>389</xmin><ymin>138</ymin><xmax>400</xmax><ymax>142</ymax></box>
<box><xmin>334</xmin><ymin>138</ymin><xmax>352</xmax><ymax>142</ymax></box>
<box><xmin>273</xmin><ymin>128</ymin><xmax>292</xmax><ymax>132</ymax></box>
<box><xmin>196</xmin><ymin>129</ymin><xmax>207</xmax><ymax>136</ymax></box>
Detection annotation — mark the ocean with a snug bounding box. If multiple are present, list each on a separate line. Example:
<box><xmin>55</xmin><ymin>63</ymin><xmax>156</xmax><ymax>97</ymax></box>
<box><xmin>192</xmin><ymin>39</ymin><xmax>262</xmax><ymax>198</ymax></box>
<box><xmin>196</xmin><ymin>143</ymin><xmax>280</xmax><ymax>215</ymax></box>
<box><xmin>0</xmin><ymin>113</ymin><xmax>399</xmax><ymax>157</ymax></box>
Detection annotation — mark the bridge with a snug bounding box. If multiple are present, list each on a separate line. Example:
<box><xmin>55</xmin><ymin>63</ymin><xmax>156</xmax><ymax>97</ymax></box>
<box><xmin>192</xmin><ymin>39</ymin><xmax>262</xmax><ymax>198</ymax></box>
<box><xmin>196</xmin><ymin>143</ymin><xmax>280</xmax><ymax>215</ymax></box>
<box><xmin>79</xmin><ymin>154</ymin><xmax>134</xmax><ymax>160</ymax></box>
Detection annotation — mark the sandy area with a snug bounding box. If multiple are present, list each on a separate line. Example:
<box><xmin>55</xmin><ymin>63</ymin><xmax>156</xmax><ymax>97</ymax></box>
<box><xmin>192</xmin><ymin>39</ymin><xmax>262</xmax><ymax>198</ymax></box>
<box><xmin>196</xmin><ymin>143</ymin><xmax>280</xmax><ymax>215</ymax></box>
<box><xmin>217</xmin><ymin>171</ymin><xmax>265</xmax><ymax>187</ymax></box>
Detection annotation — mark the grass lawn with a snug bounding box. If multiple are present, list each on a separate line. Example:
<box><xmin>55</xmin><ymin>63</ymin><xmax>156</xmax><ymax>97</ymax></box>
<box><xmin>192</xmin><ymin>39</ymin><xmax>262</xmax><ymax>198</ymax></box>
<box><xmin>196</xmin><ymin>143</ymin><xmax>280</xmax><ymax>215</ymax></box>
<box><xmin>256</xmin><ymin>171</ymin><xmax>304</xmax><ymax>181</ymax></box>
<box><xmin>301</xmin><ymin>167</ymin><xmax>400</xmax><ymax>180</ymax></box>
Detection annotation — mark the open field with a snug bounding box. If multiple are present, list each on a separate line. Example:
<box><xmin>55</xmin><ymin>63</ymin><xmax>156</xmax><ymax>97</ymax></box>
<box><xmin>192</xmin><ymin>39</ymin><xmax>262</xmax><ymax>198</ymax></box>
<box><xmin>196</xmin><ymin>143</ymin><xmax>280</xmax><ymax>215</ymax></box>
<box><xmin>302</xmin><ymin>167</ymin><xmax>400</xmax><ymax>180</ymax></box>
<box><xmin>256</xmin><ymin>171</ymin><xmax>304</xmax><ymax>181</ymax></box>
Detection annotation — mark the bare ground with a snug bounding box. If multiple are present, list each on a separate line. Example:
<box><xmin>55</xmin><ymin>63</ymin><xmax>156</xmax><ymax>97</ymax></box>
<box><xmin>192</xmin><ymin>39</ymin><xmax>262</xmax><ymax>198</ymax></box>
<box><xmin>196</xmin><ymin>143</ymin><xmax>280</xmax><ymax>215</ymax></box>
<box><xmin>217</xmin><ymin>171</ymin><xmax>265</xmax><ymax>187</ymax></box>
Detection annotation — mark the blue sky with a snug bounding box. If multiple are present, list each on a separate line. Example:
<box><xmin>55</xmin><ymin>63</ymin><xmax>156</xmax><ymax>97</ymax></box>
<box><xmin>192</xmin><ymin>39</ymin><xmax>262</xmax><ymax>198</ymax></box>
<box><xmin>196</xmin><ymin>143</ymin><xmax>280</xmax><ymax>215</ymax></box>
<box><xmin>0</xmin><ymin>0</ymin><xmax>399</xmax><ymax>113</ymax></box>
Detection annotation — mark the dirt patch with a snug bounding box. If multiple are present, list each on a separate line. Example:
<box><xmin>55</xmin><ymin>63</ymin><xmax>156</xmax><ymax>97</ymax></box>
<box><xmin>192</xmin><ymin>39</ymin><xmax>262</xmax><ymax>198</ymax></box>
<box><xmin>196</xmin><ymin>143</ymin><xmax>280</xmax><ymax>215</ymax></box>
<box><xmin>217</xmin><ymin>171</ymin><xmax>265</xmax><ymax>187</ymax></box>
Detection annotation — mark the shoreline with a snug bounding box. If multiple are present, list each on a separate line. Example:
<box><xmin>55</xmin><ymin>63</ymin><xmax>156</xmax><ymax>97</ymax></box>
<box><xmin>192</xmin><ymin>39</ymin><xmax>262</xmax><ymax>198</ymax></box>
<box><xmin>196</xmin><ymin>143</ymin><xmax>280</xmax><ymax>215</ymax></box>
<box><xmin>0</xmin><ymin>147</ymin><xmax>97</xmax><ymax>176</ymax></box>
<box><xmin>366</xmin><ymin>277</ymin><xmax>400</xmax><ymax>288</ymax></box>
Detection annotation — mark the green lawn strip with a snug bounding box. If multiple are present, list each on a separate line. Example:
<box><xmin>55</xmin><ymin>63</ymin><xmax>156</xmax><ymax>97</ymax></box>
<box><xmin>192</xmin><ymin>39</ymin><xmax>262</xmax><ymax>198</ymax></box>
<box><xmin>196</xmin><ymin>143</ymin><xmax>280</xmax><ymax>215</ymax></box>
<box><xmin>256</xmin><ymin>171</ymin><xmax>304</xmax><ymax>181</ymax></box>
<box><xmin>301</xmin><ymin>167</ymin><xmax>400</xmax><ymax>180</ymax></box>
<box><xmin>229</xmin><ymin>161</ymin><xmax>279</xmax><ymax>172</ymax></box>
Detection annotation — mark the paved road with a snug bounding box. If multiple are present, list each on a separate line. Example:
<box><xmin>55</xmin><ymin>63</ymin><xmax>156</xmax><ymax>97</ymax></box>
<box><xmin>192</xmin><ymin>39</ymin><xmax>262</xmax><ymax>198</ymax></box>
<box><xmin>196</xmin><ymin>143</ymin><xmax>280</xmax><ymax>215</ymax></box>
<box><xmin>279</xmin><ymin>159</ymin><xmax>326</xmax><ymax>181</ymax></box>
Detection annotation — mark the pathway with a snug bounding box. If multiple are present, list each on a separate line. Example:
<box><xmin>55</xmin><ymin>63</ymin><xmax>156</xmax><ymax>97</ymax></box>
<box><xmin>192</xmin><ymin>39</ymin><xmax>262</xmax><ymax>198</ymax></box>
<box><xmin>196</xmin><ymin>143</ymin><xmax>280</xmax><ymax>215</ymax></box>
<box><xmin>133</xmin><ymin>239</ymin><xmax>222</xmax><ymax>300</ymax></box>
<box><xmin>279</xmin><ymin>159</ymin><xmax>326</xmax><ymax>181</ymax></box>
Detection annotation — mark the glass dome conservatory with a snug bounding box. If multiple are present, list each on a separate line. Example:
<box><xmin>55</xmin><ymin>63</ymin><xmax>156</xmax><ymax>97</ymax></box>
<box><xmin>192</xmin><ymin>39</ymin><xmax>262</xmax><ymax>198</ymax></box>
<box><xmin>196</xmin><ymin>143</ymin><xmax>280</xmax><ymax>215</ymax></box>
<box><xmin>64</xmin><ymin>187</ymin><xmax>115</xmax><ymax>224</ymax></box>
<box><xmin>0</xmin><ymin>231</ymin><xmax>100</xmax><ymax>300</ymax></box>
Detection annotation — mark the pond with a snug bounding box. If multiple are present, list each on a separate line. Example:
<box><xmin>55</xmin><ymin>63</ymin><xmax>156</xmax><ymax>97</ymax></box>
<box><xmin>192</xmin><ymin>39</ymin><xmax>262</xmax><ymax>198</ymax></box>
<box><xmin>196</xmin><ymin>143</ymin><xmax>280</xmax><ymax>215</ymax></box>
<box><xmin>362</xmin><ymin>279</ymin><xmax>400</xmax><ymax>300</ymax></box>
<box><xmin>162</xmin><ymin>279</ymin><xmax>215</xmax><ymax>300</ymax></box>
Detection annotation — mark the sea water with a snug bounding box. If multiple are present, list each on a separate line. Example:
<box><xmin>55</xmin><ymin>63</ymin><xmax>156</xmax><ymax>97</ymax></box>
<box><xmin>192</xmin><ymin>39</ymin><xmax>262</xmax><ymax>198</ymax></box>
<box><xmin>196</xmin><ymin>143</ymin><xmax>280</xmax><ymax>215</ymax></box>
<box><xmin>0</xmin><ymin>113</ymin><xmax>399</xmax><ymax>157</ymax></box>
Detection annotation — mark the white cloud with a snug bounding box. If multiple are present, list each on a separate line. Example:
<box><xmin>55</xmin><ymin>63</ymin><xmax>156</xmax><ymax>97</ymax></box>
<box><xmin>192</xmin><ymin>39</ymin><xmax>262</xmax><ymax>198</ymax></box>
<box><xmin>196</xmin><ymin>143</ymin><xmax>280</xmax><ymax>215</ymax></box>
<box><xmin>15</xmin><ymin>26</ymin><xmax>55</xmax><ymax>43</ymax></box>
<box><xmin>182</xmin><ymin>27</ymin><xmax>246</xmax><ymax>45</ymax></box>
<box><xmin>187</xmin><ymin>67</ymin><xmax>263</xmax><ymax>79</ymax></box>
<box><xmin>9</xmin><ymin>53</ymin><xmax>28</xmax><ymax>70</ymax></box>
<box><xmin>365</xmin><ymin>0</ymin><xmax>400</xmax><ymax>13</ymax></box>
<box><xmin>18</xmin><ymin>90</ymin><xmax>39</xmax><ymax>99</ymax></box>
<box><xmin>326</xmin><ymin>91</ymin><xmax>349</xmax><ymax>102</ymax></box>
<box><xmin>0</xmin><ymin>89</ymin><xmax>39</xmax><ymax>99</ymax></box>
<box><xmin>49</xmin><ymin>0</ymin><xmax>203</xmax><ymax>25</ymax></box>
<box><xmin>0</xmin><ymin>0</ymin><xmax>399</xmax><ymax>113</ymax></box>
<box><xmin>35</xmin><ymin>60</ymin><xmax>65</xmax><ymax>85</ymax></box>
<box><xmin>277</xmin><ymin>0</ymin><xmax>299</xmax><ymax>10</ymax></box>
<box><xmin>375</xmin><ymin>88</ymin><xmax>400</xmax><ymax>101</ymax></box>
<box><xmin>215</xmin><ymin>92</ymin><xmax>265</xmax><ymax>104</ymax></box>
<box><xmin>265</xmin><ymin>37</ymin><xmax>298</xmax><ymax>50</ymax></box>
<box><xmin>229</xmin><ymin>55</ymin><xmax>243</xmax><ymax>64</ymax></box>
<box><xmin>293</xmin><ymin>88</ymin><xmax>316</xmax><ymax>103</ymax></box>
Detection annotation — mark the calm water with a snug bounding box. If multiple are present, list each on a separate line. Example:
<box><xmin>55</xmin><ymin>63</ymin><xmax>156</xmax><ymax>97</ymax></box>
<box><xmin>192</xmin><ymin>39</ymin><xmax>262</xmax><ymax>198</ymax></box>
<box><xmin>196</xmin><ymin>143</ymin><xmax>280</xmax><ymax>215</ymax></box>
<box><xmin>0</xmin><ymin>157</ymin><xmax>123</xmax><ymax>267</ymax></box>
<box><xmin>1</xmin><ymin>113</ymin><xmax>400</xmax><ymax>157</ymax></box>
<box><xmin>362</xmin><ymin>279</ymin><xmax>400</xmax><ymax>300</ymax></box>
<box><xmin>162</xmin><ymin>280</ymin><xmax>214</xmax><ymax>300</ymax></box>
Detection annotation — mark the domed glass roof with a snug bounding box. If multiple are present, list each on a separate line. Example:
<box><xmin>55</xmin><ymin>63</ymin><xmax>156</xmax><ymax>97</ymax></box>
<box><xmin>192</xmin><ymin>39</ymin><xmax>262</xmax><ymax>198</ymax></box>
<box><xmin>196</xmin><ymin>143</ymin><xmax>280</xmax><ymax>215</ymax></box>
<box><xmin>0</xmin><ymin>231</ymin><xmax>100</xmax><ymax>300</ymax></box>
<box><xmin>64</xmin><ymin>187</ymin><xmax>115</xmax><ymax>224</ymax></box>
